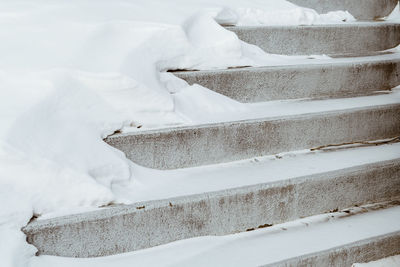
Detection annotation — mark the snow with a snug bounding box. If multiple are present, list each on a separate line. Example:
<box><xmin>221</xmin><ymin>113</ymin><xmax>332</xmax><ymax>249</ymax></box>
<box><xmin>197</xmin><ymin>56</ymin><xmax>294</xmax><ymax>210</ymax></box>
<box><xmin>0</xmin><ymin>0</ymin><xmax>382</xmax><ymax>266</ymax></box>
<box><xmin>385</xmin><ymin>1</ymin><xmax>400</xmax><ymax>21</ymax></box>
<box><xmin>29</xmin><ymin>204</ymin><xmax>400</xmax><ymax>267</ymax></box>
<box><xmin>352</xmin><ymin>255</ymin><xmax>400</xmax><ymax>267</ymax></box>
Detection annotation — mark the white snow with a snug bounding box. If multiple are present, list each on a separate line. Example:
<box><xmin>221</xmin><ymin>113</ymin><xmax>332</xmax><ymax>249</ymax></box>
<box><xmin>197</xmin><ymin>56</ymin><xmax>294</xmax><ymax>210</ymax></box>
<box><xmin>385</xmin><ymin>1</ymin><xmax>400</xmax><ymax>21</ymax></box>
<box><xmin>353</xmin><ymin>255</ymin><xmax>400</xmax><ymax>267</ymax></box>
<box><xmin>29</xmin><ymin>205</ymin><xmax>400</xmax><ymax>267</ymax></box>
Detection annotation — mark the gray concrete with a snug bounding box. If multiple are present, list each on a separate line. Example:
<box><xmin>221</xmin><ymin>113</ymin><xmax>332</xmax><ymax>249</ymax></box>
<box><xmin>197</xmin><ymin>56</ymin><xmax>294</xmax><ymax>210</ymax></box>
<box><xmin>265</xmin><ymin>231</ymin><xmax>400</xmax><ymax>267</ymax></box>
<box><xmin>287</xmin><ymin>0</ymin><xmax>398</xmax><ymax>20</ymax></box>
<box><xmin>23</xmin><ymin>159</ymin><xmax>400</xmax><ymax>257</ymax></box>
<box><xmin>174</xmin><ymin>57</ymin><xmax>400</xmax><ymax>102</ymax></box>
<box><xmin>106</xmin><ymin>104</ymin><xmax>400</xmax><ymax>170</ymax></box>
<box><xmin>227</xmin><ymin>23</ymin><xmax>400</xmax><ymax>55</ymax></box>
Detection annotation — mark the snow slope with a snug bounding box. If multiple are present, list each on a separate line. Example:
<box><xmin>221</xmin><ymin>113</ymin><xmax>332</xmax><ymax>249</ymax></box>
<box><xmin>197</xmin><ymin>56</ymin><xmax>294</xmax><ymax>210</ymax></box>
<box><xmin>0</xmin><ymin>1</ymin><xmax>359</xmax><ymax>266</ymax></box>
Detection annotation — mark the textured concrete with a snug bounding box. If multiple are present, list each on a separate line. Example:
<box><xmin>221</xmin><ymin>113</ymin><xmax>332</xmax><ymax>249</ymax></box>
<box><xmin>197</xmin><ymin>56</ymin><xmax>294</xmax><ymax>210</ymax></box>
<box><xmin>265</xmin><ymin>231</ymin><xmax>400</xmax><ymax>267</ymax></box>
<box><xmin>105</xmin><ymin>104</ymin><xmax>400</xmax><ymax>170</ymax></box>
<box><xmin>23</xmin><ymin>159</ymin><xmax>400</xmax><ymax>257</ymax></box>
<box><xmin>174</xmin><ymin>57</ymin><xmax>400</xmax><ymax>102</ymax></box>
<box><xmin>227</xmin><ymin>23</ymin><xmax>400</xmax><ymax>55</ymax></box>
<box><xmin>287</xmin><ymin>0</ymin><xmax>398</xmax><ymax>20</ymax></box>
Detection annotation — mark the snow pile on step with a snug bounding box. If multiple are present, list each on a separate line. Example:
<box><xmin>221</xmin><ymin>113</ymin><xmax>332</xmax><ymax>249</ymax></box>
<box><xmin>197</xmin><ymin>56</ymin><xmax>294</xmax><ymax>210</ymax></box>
<box><xmin>352</xmin><ymin>255</ymin><xmax>400</xmax><ymax>267</ymax></box>
<box><xmin>233</xmin><ymin>6</ymin><xmax>354</xmax><ymax>26</ymax></box>
<box><xmin>0</xmin><ymin>1</ymin><xmax>357</xmax><ymax>266</ymax></box>
<box><xmin>386</xmin><ymin>1</ymin><xmax>400</xmax><ymax>21</ymax></box>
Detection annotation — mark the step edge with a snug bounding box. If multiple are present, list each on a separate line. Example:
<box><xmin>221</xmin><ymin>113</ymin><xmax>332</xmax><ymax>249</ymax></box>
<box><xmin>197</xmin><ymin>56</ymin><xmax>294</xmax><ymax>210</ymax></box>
<box><xmin>225</xmin><ymin>22</ymin><xmax>400</xmax><ymax>30</ymax></box>
<box><xmin>106</xmin><ymin>103</ymin><xmax>400</xmax><ymax>139</ymax></box>
<box><xmin>23</xmin><ymin>158</ymin><xmax>400</xmax><ymax>233</ymax></box>
<box><xmin>172</xmin><ymin>56</ymin><xmax>400</xmax><ymax>75</ymax></box>
<box><xmin>262</xmin><ymin>230</ymin><xmax>400</xmax><ymax>267</ymax></box>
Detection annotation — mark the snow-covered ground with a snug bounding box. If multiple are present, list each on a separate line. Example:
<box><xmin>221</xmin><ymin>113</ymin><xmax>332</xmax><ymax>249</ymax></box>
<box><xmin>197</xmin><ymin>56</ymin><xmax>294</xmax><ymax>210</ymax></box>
<box><xmin>0</xmin><ymin>0</ymin><xmax>398</xmax><ymax>266</ymax></box>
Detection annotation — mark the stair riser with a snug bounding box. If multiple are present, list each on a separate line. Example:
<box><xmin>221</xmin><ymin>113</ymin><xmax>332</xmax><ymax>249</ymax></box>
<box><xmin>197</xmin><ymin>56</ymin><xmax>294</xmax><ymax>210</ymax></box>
<box><xmin>24</xmin><ymin>160</ymin><xmax>400</xmax><ymax>257</ymax></box>
<box><xmin>175</xmin><ymin>59</ymin><xmax>400</xmax><ymax>102</ymax></box>
<box><xmin>227</xmin><ymin>24</ymin><xmax>400</xmax><ymax>55</ymax></box>
<box><xmin>287</xmin><ymin>0</ymin><xmax>398</xmax><ymax>20</ymax></box>
<box><xmin>106</xmin><ymin>105</ymin><xmax>400</xmax><ymax>169</ymax></box>
<box><xmin>265</xmin><ymin>232</ymin><xmax>400</xmax><ymax>267</ymax></box>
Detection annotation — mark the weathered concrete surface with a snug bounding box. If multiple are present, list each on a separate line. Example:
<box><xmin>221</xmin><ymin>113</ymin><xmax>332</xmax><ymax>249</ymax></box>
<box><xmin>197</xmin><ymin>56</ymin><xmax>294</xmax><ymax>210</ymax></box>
<box><xmin>174</xmin><ymin>57</ymin><xmax>400</xmax><ymax>102</ymax></box>
<box><xmin>265</xmin><ymin>231</ymin><xmax>400</xmax><ymax>267</ymax></box>
<box><xmin>287</xmin><ymin>0</ymin><xmax>398</xmax><ymax>20</ymax></box>
<box><xmin>105</xmin><ymin>104</ymin><xmax>400</xmax><ymax>170</ymax></box>
<box><xmin>23</xmin><ymin>159</ymin><xmax>400</xmax><ymax>257</ymax></box>
<box><xmin>227</xmin><ymin>23</ymin><xmax>400</xmax><ymax>55</ymax></box>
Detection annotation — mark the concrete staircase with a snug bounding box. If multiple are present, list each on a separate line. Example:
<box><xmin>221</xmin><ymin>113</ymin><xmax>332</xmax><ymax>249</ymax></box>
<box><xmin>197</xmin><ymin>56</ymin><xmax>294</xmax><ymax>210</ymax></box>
<box><xmin>23</xmin><ymin>1</ymin><xmax>400</xmax><ymax>265</ymax></box>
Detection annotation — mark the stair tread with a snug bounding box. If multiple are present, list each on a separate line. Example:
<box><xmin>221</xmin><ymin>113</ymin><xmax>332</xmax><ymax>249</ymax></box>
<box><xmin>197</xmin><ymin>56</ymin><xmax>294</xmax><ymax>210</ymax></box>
<box><xmin>173</xmin><ymin>52</ymin><xmax>400</xmax><ymax>73</ymax></box>
<box><xmin>24</xmin><ymin>143</ymin><xmax>400</xmax><ymax>258</ymax></box>
<box><xmin>228</xmin><ymin>21</ymin><xmax>400</xmax><ymax>28</ymax></box>
<box><xmin>121</xmin><ymin>90</ymin><xmax>400</xmax><ymax>130</ymax></box>
<box><xmin>173</xmin><ymin>53</ymin><xmax>400</xmax><ymax>102</ymax></box>
<box><xmin>106</xmin><ymin>93</ymin><xmax>400</xmax><ymax>169</ymax></box>
<box><xmin>33</xmin><ymin>142</ymin><xmax>400</xmax><ymax>220</ymax></box>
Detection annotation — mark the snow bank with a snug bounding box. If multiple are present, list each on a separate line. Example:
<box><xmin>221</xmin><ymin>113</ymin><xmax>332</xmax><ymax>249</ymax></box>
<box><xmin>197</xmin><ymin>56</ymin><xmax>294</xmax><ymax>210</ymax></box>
<box><xmin>0</xmin><ymin>1</ymin><xmax>356</xmax><ymax>266</ymax></box>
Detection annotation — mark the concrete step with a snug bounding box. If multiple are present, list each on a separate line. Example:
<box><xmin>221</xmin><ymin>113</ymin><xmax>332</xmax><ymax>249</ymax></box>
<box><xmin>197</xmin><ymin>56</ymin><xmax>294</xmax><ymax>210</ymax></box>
<box><xmin>266</xmin><ymin>233</ymin><xmax>400</xmax><ymax>267</ymax></box>
<box><xmin>287</xmin><ymin>0</ymin><xmax>398</xmax><ymax>20</ymax></box>
<box><xmin>174</xmin><ymin>54</ymin><xmax>400</xmax><ymax>102</ymax></box>
<box><xmin>105</xmin><ymin>97</ymin><xmax>400</xmax><ymax>169</ymax></box>
<box><xmin>23</xmin><ymin>143</ymin><xmax>400</xmax><ymax>258</ymax></box>
<box><xmin>27</xmin><ymin>204</ymin><xmax>400</xmax><ymax>266</ymax></box>
<box><xmin>227</xmin><ymin>22</ymin><xmax>400</xmax><ymax>55</ymax></box>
